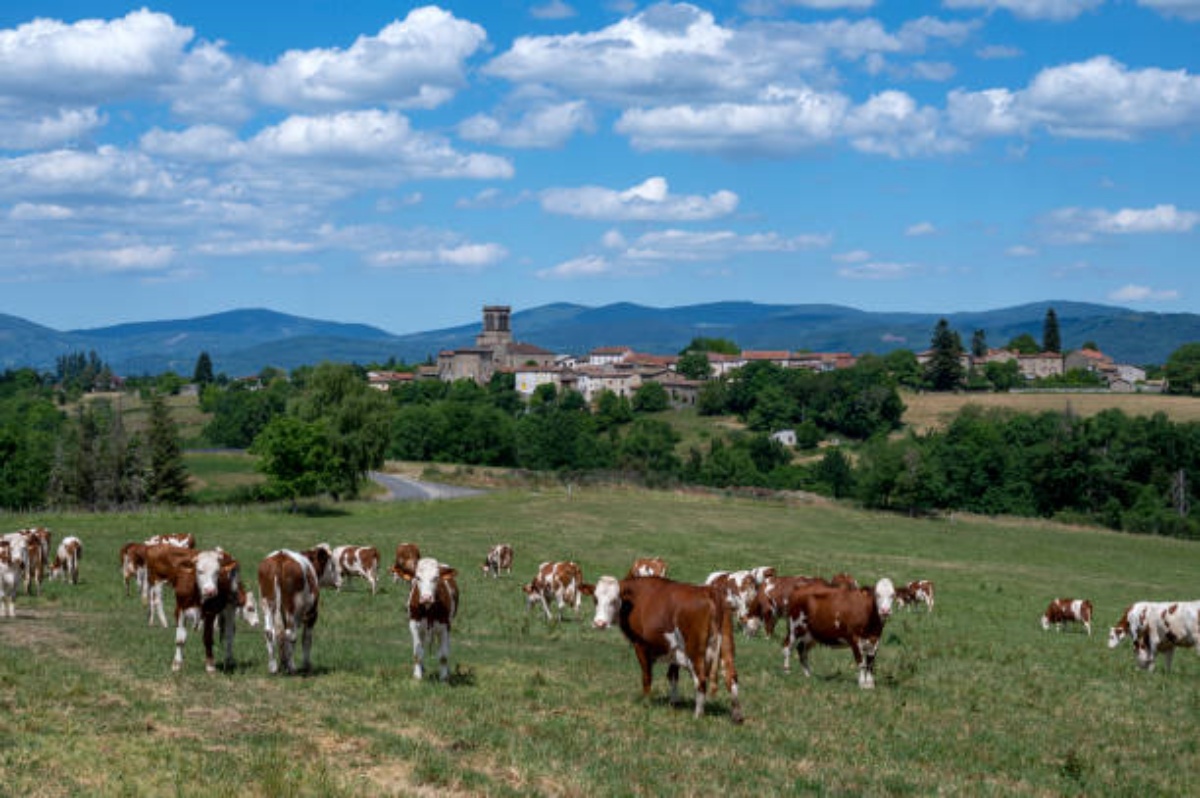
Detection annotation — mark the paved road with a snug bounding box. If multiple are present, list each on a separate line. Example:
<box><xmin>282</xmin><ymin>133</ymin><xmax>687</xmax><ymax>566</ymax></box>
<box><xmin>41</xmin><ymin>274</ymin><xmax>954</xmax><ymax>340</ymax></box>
<box><xmin>369</xmin><ymin>471</ymin><xmax>485</xmax><ymax>501</ymax></box>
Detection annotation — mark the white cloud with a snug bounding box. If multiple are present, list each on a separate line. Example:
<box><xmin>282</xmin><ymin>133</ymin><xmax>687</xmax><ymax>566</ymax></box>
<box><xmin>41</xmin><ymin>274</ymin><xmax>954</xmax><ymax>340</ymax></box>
<box><xmin>1006</xmin><ymin>244</ymin><xmax>1038</xmax><ymax>257</ymax></box>
<box><xmin>194</xmin><ymin>238</ymin><xmax>316</xmax><ymax>256</ymax></box>
<box><xmin>0</xmin><ymin>108</ymin><xmax>104</xmax><ymax>150</ymax></box>
<box><xmin>622</xmin><ymin>228</ymin><xmax>832</xmax><ymax>260</ymax></box>
<box><xmin>537</xmin><ymin>254</ymin><xmax>614</xmax><ymax>279</ymax></box>
<box><xmin>1109</xmin><ymin>284</ymin><xmax>1181</xmax><ymax>302</ymax></box>
<box><xmin>541</xmin><ymin>177</ymin><xmax>738</xmax><ymax>221</ymax></box>
<box><xmin>369</xmin><ymin>242</ymin><xmax>508</xmax><ymax>270</ymax></box>
<box><xmin>0</xmin><ymin>146</ymin><xmax>179</xmax><ymax>201</ymax></box>
<box><xmin>1043</xmin><ymin>204</ymin><xmax>1200</xmax><ymax>242</ymax></box>
<box><xmin>976</xmin><ymin>44</ymin><xmax>1022</xmax><ymax>60</ymax></box>
<box><xmin>906</xmin><ymin>221</ymin><xmax>937</xmax><ymax>236</ymax></box>
<box><xmin>140</xmin><ymin>125</ymin><xmax>243</xmax><ymax>162</ymax></box>
<box><xmin>59</xmin><ymin>244</ymin><xmax>176</xmax><ymax>273</ymax></box>
<box><xmin>9</xmin><ymin>203</ymin><xmax>74</xmax><ymax>221</ymax></box>
<box><xmin>844</xmin><ymin>91</ymin><xmax>963</xmax><ymax>158</ymax></box>
<box><xmin>252</xmin><ymin>7</ymin><xmax>486</xmax><ymax>111</ymax></box>
<box><xmin>458</xmin><ymin>101</ymin><xmax>595</xmax><ymax>149</ymax></box>
<box><xmin>1138</xmin><ymin>0</ymin><xmax>1200</xmax><ymax>20</ymax></box>
<box><xmin>0</xmin><ymin>10</ymin><xmax>193</xmax><ymax>104</ymax></box>
<box><xmin>837</xmin><ymin>261</ymin><xmax>920</xmax><ymax>279</ymax></box>
<box><xmin>833</xmin><ymin>249</ymin><xmax>871</xmax><ymax>263</ymax></box>
<box><xmin>531</xmin><ymin>1</ymin><xmax>578</xmax><ymax>19</ymax></box>
<box><xmin>941</xmin><ymin>0</ymin><xmax>1103</xmax><ymax>21</ymax></box>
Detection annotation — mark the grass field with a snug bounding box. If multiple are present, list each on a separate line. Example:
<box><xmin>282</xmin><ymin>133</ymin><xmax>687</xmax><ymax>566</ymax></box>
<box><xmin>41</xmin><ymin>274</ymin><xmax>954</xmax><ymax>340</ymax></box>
<box><xmin>901</xmin><ymin>390</ymin><xmax>1200</xmax><ymax>434</ymax></box>
<box><xmin>2</xmin><ymin>487</ymin><xmax>1197</xmax><ymax>796</ymax></box>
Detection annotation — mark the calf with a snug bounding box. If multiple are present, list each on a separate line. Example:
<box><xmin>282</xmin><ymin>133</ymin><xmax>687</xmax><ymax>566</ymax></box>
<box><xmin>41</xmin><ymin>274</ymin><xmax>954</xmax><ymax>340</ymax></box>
<box><xmin>1041</xmin><ymin>598</ymin><xmax>1092</xmax><ymax>635</ymax></box>
<box><xmin>482</xmin><ymin>544</ymin><xmax>514</xmax><ymax>578</ymax></box>
<box><xmin>1109</xmin><ymin>601</ymin><xmax>1200</xmax><ymax>672</ymax></box>
<box><xmin>408</xmin><ymin>557</ymin><xmax>460</xmax><ymax>681</ymax></box>
<box><xmin>783</xmin><ymin>578</ymin><xmax>896</xmax><ymax>689</ymax></box>
<box><xmin>627</xmin><ymin>557</ymin><xmax>668</xmax><ymax>578</ymax></box>
<box><xmin>143</xmin><ymin>544</ymin><xmax>201</xmax><ymax>628</ymax></box>
<box><xmin>50</xmin><ymin>536</ymin><xmax>83</xmax><ymax>584</ymax></box>
<box><xmin>166</xmin><ymin>549</ymin><xmax>259</xmax><ymax>673</ymax></box>
<box><xmin>257</xmin><ymin>549</ymin><xmax>321</xmax><ymax>674</ymax></box>
<box><xmin>591</xmin><ymin>575</ymin><xmax>744</xmax><ymax>724</ymax></box>
<box><xmin>0</xmin><ymin>540</ymin><xmax>19</xmax><ymax>617</ymax></box>
<box><xmin>523</xmin><ymin>560</ymin><xmax>588</xmax><ymax>621</ymax></box>
<box><xmin>391</xmin><ymin>542</ymin><xmax>422</xmax><ymax>583</ymax></box>
<box><xmin>332</xmin><ymin>545</ymin><xmax>380</xmax><ymax>595</ymax></box>
<box><xmin>895</xmin><ymin>579</ymin><xmax>935</xmax><ymax>611</ymax></box>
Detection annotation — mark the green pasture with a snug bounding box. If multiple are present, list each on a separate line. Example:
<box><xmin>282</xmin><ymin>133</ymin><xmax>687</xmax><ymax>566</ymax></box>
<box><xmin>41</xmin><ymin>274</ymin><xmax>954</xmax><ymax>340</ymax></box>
<box><xmin>1</xmin><ymin>488</ymin><xmax>1197</xmax><ymax>796</ymax></box>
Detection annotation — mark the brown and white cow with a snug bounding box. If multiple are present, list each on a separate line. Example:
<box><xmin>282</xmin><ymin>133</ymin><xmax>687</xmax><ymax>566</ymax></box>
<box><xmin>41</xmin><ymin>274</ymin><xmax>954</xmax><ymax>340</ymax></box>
<box><xmin>17</xmin><ymin>527</ymin><xmax>51</xmax><ymax>595</ymax></box>
<box><xmin>331</xmin><ymin>545</ymin><xmax>380</xmax><ymax>595</ymax></box>
<box><xmin>165</xmin><ymin>548</ymin><xmax>259</xmax><ymax>673</ymax></box>
<box><xmin>143</xmin><ymin>544</ymin><xmax>204</xmax><ymax>627</ymax></box>
<box><xmin>257</xmin><ymin>549</ymin><xmax>322</xmax><ymax>675</ymax></box>
<box><xmin>50</xmin><ymin>536</ymin><xmax>83</xmax><ymax>584</ymax></box>
<box><xmin>1041</xmin><ymin>598</ymin><xmax>1092</xmax><ymax>635</ymax></box>
<box><xmin>146</xmin><ymin>533</ymin><xmax>196</xmax><ymax>549</ymax></box>
<box><xmin>783</xmin><ymin>578</ymin><xmax>896</xmax><ymax>689</ymax></box>
<box><xmin>744</xmin><ymin>574</ymin><xmax>827</xmax><ymax>637</ymax></box>
<box><xmin>0</xmin><ymin>540</ymin><xmax>20</xmax><ymax>618</ymax></box>
<box><xmin>627</xmin><ymin>557</ymin><xmax>668</xmax><ymax>579</ymax></box>
<box><xmin>482</xmin><ymin>544</ymin><xmax>514</xmax><ymax>578</ymax></box>
<box><xmin>408</xmin><ymin>557</ymin><xmax>460</xmax><ymax>681</ymax></box>
<box><xmin>119</xmin><ymin>542</ymin><xmax>147</xmax><ymax>597</ymax></box>
<box><xmin>704</xmin><ymin>570</ymin><xmax>760</xmax><ymax>630</ymax></box>
<box><xmin>895</xmin><ymin>579</ymin><xmax>935</xmax><ymax>612</ymax></box>
<box><xmin>1109</xmin><ymin>600</ymin><xmax>1200</xmax><ymax>672</ymax></box>
<box><xmin>391</xmin><ymin>542</ymin><xmax>422</xmax><ymax>583</ymax></box>
<box><xmin>591</xmin><ymin>575</ymin><xmax>744</xmax><ymax>723</ymax></box>
<box><xmin>1</xmin><ymin>533</ymin><xmax>29</xmax><ymax>604</ymax></box>
<box><xmin>522</xmin><ymin>560</ymin><xmax>588</xmax><ymax>621</ymax></box>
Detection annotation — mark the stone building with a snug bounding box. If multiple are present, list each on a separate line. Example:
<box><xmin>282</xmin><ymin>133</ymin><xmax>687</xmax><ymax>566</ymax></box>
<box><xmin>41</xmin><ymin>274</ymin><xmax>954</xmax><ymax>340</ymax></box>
<box><xmin>437</xmin><ymin>305</ymin><xmax>557</xmax><ymax>385</ymax></box>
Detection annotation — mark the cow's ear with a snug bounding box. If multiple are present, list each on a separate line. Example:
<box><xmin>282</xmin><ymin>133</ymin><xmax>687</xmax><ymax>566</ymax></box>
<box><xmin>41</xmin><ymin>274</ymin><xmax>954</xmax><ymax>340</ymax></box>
<box><xmin>580</xmin><ymin>583</ymin><xmax>595</xmax><ymax>596</ymax></box>
<box><xmin>440</xmin><ymin>567</ymin><xmax>458</xmax><ymax>580</ymax></box>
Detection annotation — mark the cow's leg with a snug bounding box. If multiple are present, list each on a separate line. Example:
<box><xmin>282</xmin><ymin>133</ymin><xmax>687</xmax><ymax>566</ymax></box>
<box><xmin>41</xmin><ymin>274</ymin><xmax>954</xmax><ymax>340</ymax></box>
<box><xmin>436</xmin><ymin>621</ymin><xmax>451</xmax><ymax>682</ymax></box>
<box><xmin>220</xmin><ymin>608</ymin><xmax>237</xmax><ymax>671</ymax></box>
<box><xmin>1161</xmin><ymin>647</ymin><xmax>1175</xmax><ymax>673</ymax></box>
<box><xmin>173</xmin><ymin>611</ymin><xmax>190</xmax><ymax>672</ymax></box>
<box><xmin>368</xmin><ymin>570</ymin><xmax>377</xmax><ymax>596</ymax></box>
<box><xmin>666</xmin><ymin>663</ymin><xmax>682</xmax><ymax>706</ymax></box>
<box><xmin>634</xmin><ymin>645</ymin><xmax>654</xmax><ymax>699</ymax></box>
<box><xmin>856</xmin><ymin>637</ymin><xmax>878</xmax><ymax>689</ymax></box>
<box><xmin>797</xmin><ymin>639</ymin><xmax>814</xmax><ymax>678</ymax></box>
<box><xmin>298</xmin><ymin>620</ymin><xmax>314</xmax><ymax>674</ymax></box>
<box><xmin>781</xmin><ymin>623</ymin><xmax>795</xmax><ymax>673</ymax></box>
<box><xmin>410</xmin><ymin>618</ymin><xmax>426</xmax><ymax>679</ymax></box>
<box><xmin>260</xmin><ymin>599</ymin><xmax>279</xmax><ymax>674</ymax></box>
<box><xmin>201</xmin><ymin>614</ymin><xmax>218</xmax><ymax>674</ymax></box>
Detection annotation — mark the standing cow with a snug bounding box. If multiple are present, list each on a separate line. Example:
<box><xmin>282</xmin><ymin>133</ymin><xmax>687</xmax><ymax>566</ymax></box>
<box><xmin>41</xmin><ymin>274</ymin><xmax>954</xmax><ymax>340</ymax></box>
<box><xmin>408</xmin><ymin>557</ymin><xmax>459</xmax><ymax>681</ymax></box>
<box><xmin>257</xmin><ymin>549</ymin><xmax>323</xmax><ymax>675</ymax></box>
<box><xmin>391</xmin><ymin>543</ymin><xmax>422</xmax><ymax>583</ymax></box>
<box><xmin>0</xmin><ymin>540</ymin><xmax>20</xmax><ymax>618</ymax></box>
<box><xmin>1109</xmin><ymin>600</ymin><xmax>1200</xmax><ymax>672</ymax></box>
<box><xmin>1041</xmin><ymin>598</ymin><xmax>1093</xmax><ymax>635</ymax></box>
<box><xmin>591</xmin><ymin>575</ymin><xmax>744</xmax><ymax>724</ymax></box>
<box><xmin>482</xmin><ymin>544</ymin><xmax>514</xmax><ymax>578</ymax></box>
<box><xmin>50</xmin><ymin>536</ymin><xmax>83</xmax><ymax>584</ymax></box>
<box><xmin>166</xmin><ymin>549</ymin><xmax>258</xmax><ymax>673</ymax></box>
<box><xmin>332</xmin><ymin>545</ymin><xmax>381</xmax><ymax>595</ymax></box>
<box><xmin>783</xmin><ymin>578</ymin><xmax>896</xmax><ymax>689</ymax></box>
<box><xmin>523</xmin><ymin>561</ymin><xmax>589</xmax><ymax>622</ymax></box>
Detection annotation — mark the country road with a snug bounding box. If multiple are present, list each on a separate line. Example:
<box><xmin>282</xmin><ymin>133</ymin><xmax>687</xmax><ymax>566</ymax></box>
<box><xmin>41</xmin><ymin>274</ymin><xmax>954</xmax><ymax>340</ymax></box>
<box><xmin>369</xmin><ymin>471</ymin><xmax>485</xmax><ymax>501</ymax></box>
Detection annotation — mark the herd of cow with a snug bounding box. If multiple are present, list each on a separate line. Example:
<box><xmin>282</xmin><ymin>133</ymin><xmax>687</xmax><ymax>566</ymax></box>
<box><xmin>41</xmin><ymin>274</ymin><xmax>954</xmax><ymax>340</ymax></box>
<box><xmin>1</xmin><ymin>527</ymin><xmax>1197</xmax><ymax>725</ymax></box>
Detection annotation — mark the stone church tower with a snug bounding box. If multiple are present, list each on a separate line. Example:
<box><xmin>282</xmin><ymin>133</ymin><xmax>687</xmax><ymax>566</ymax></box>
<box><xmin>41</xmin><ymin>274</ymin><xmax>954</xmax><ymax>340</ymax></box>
<box><xmin>476</xmin><ymin>305</ymin><xmax>513</xmax><ymax>350</ymax></box>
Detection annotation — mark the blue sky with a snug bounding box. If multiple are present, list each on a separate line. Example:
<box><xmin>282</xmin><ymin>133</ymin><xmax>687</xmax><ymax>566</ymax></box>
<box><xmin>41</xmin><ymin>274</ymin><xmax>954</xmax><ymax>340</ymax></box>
<box><xmin>1</xmin><ymin>1</ymin><xmax>1198</xmax><ymax>335</ymax></box>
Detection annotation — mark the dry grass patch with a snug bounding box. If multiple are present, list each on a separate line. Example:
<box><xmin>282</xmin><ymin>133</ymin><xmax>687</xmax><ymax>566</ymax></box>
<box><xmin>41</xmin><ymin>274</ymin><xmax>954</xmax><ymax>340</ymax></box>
<box><xmin>901</xmin><ymin>390</ymin><xmax>1200</xmax><ymax>433</ymax></box>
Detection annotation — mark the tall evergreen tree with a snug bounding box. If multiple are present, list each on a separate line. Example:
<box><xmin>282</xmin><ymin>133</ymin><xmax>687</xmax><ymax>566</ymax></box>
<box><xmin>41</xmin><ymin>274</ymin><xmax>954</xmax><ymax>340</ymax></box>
<box><xmin>971</xmin><ymin>329</ymin><xmax>988</xmax><ymax>358</ymax></box>
<box><xmin>193</xmin><ymin>351</ymin><xmax>215</xmax><ymax>386</ymax></box>
<box><xmin>924</xmin><ymin>319</ymin><xmax>965</xmax><ymax>391</ymax></box>
<box><xmin>145</xmin><ymin>393</ymin><xmax>189</xmax><ymax>504</ymax></box>
<box><xmin>1042</xmin><ymin>308</ymin><xmax>1061</xmax><ymax>353</ymax></box>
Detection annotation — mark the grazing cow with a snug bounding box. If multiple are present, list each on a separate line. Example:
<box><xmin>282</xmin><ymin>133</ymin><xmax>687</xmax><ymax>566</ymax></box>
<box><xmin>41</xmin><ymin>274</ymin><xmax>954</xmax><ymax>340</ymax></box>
<box><xmin>705</xmin><ymin>570</ymin><xmax>760</xmax><ymax>629</ymax></box>
<box><xmin>50</xmin><ymin>536</ymin><xmax>83</xmax><ymax>584</ymax></box>
<box><xmin>591</xmin><ymin>575</ymin><xmax>744</xmax><ymax>724</ymax></box>
<box><xmin>16</xmin><ymin>527</ymin><xmax>51</xmax><ymax>595</ymax></box>
<box><xmin>744</xmin><ymin>574</ymin><xmax>826</xmax><ymax>637</ymax></box>
<box><xmin>523</xmin><ymin>561</ymin><xmax>588</xmax><ymax>621</ymax></box>
<box><xmin>0</xmin><ymin>540</ymin><xmax>20</xmax><ymax>617</ymax></box>
<box><xmin>332</xmin><ymin>545</ymin><xmax>381</xmax><ymax>595</ymax></box>
<box><xmin>482</xmin><ymin>544</ymin><xmax>514</xmax><ymax>578</ymax></box>
<box><xmin>119</xmin><ymin>542</ymin><xmax>147</xmax><ymax>597</ymax></box>
<box><xmin>257</xmin><ymin>549</ymin><xmax>321</xmax><ymax>674</ymax></box>
<box><xmin>895</xmin><ymin>579</ymin><xmax>935</xmax><ymax>611</ymax></box>
<box><xmin>627</xmin><ymin>557</ymin><xmax>668</xmax><ymax>579</ymax></box>
<box><xmin>1109</xmin><ymin>601</ymin><xmax>1200</xmax><ymax>672</ymax></box>
<box><xmin>1041</xmin><ymin>598</ymin><xmax>1093</xmax><ymax>635</ymax></box>
<box><xmin>391</xmin><ymin>542</ymin><xmax>422</xmax><ymax>583</ymax></box>
<box><xmin>783</xmin><ymin>578</ymin><xmax>896</xmax><ymax>689</ymax></box>
<box><xmin>144</xmin><ymin>544</ymin><xmax>202</xmax><ymax>627</ymax></box>
<box><xmin>408</xmin><ymin>557</ymin><xmax>459</xmax><ymax>681</ymax></box>
<box><xmin>166</xmin><ymin>549</ymin><xmax>259</xmax><ymax>673</ymax></box>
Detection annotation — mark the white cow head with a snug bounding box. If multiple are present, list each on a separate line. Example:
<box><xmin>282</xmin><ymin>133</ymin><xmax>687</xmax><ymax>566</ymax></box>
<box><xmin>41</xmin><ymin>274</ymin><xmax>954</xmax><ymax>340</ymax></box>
<box><xmin>412</xmin><ymin>557</ymin><xmax>449</xmax><ymax>607</ymax></box>
<box><xmin>874</xmin><ymin>578</ymin><xmax>896</xmax><ymax>619</ymax></box>
<box><xmin>194</xmin><ymin>549</ymin><xmax>225</xmax><ymax>601</ymax></box>
<box><xmin>239</xmin><ymin>588</ymin><xmax>260</xmax><ymax>628</ymax></box>
<box><xmin>591</xmin><ymin>575</ymin><xmax>621</xmax><ymax>629</ymax></box>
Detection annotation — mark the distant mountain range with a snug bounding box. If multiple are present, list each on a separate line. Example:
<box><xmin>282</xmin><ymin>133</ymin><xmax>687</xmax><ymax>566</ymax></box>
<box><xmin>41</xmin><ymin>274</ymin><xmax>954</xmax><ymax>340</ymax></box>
<box><xmin>2</xmin><ymin>301</ymin><xmax>1197</xmax><ymax>377</ymax></box>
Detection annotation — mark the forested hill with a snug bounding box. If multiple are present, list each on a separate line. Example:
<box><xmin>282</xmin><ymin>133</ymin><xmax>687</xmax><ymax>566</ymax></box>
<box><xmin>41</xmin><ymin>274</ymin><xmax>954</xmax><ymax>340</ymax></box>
<box><xmin>2</xmin><ymin>301</ymin><xmax>1198</xmax><ymax>376</ymax></box>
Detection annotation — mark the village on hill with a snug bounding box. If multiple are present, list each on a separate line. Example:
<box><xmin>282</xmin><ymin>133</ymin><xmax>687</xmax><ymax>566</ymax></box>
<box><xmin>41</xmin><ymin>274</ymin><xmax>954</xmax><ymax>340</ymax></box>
<box><xmin>365</xmin><ymin>305</ymin><xmax>1158</xmax><ymax>404</ymax></box>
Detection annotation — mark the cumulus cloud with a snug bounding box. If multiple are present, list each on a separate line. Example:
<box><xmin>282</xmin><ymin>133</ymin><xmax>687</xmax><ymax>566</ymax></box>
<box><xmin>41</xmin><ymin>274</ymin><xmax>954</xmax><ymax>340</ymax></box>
<box><xmin>458</xmin><ymin>100</ymin><xmax>595</xmax><ymax>148</ymax></box>
<box><xmin>1109</xmin><ymin>284</ymin><xmax>1181</xmax><ymax>302</ymax></box>
<box><xmin>251</xmin><ymin>7</ymin><xmax>486</xmax><ymax>111</ymax></box>
<box><xmin>0</xmin><ymin>146</ymin><xmax>179</xmax><ymax>201</ymax></box>
<box><xmin>368</xmin><ymin>242</ymin><xmax>508</xmax><ymax>271</ymax></box>
<box><xmin>941</xmin><ymin>0</ymin><xmax>1103</xmax><ymax>21</ymax></box>
<box><xmin>537</xmin><ymin>254</ymin><xmax>615</xmax><ymax>279</ymax></box>
<box><xmin>833</xmin><ymin>249</ymin><xmax>872</xmax><ymax>263</ymax></box>
<box><xmin>1042</xmin><ymin>204</ymin><xmax>1200</xmax><ymax>243</ymax></box>
<box><xmin>541</xmin><ymin>177</ymin><xmax>738</xmax><ymax>221</ymax></box>
<box><xmin>0</xmin><ymin>108</ymin><xmax>104</xmax><ymax>150</ymax></box>
<box><xmin>59</xmin><ymin>243</ymin><xmax>176</xmax><ymax>274</ymax></box>
<box><xmin>622</xmin><ymin>228</ymin><xmax>832</xmax><ymax>260</ymax></box>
